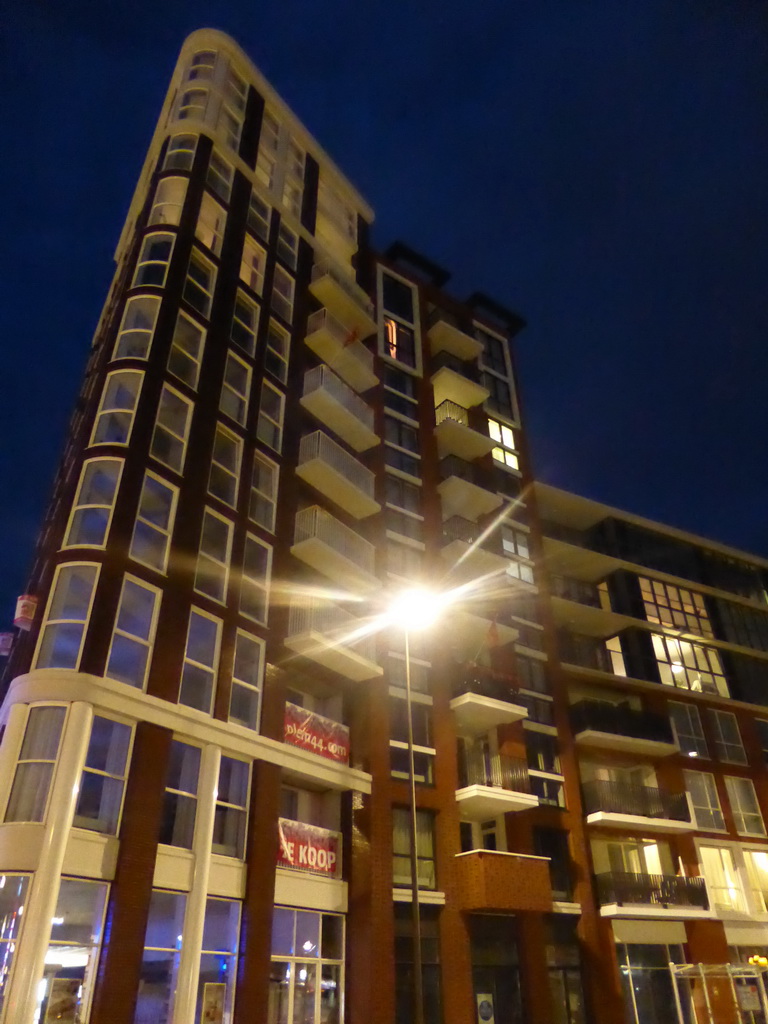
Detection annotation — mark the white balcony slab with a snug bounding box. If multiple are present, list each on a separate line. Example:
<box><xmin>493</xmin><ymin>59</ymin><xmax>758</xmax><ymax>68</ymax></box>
<box><xmin>284</xmin><ymin>627</ymin><xmax>383</xmax><ymax>682</ymax></box>
<box><xmin>427</xmin><ymin>320</ymin><xmax>483</xmax><ymax>360</ymax></box>
<box><xmin>585</xmin><ymin>811</ymin><xmax>694</xmax><ymax>833</ymax></box>
<box><xmin>296</xmin><ymin>456</ymin><xmax>380</xmax><ymax>520</ymax></box>
<box><xmin>451</xmin><ymin>692</ymin><xmax>528</xmax><ymax>735</ymax></box>
<box><xmin>435</xmin><ymin>417</ymin><xmax>495</xmax><ymax>461</ymax></box>
<box><xmin>455</xmin><ymin>784</ymin><xmax>538</xmax><ymax>821</ymax></box>
<box><xmin>438</xmin><ymin>475</ymin><xmax>502</xmax><ymax>522</ymax></box>
<box><xmin>431</xmin><ymin>365</ymin><xmax>489</xmax><ymax>409</ymax></box>
<box><xmin>573</xmin><ymin>728</ymin><xmax>679</xmax><ymax>758</ymax></box>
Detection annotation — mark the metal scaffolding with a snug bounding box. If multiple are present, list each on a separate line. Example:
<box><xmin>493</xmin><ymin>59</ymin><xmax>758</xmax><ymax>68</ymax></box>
<box><xmin>669</xmin><ymin>962</ymin><xmax>768</xmax><ymax>1024</ymax></box>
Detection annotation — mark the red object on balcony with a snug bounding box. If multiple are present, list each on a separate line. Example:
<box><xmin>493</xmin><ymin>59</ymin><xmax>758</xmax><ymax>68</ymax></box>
<box><xmin>283</xmin><ymin>702</ymin><xmax>350</xmax><ymax>764</ymax></box>
<box><xmin>277</xmin><ymin>818</ymin><xmax>341</xmax><ymax>877</ymax></box>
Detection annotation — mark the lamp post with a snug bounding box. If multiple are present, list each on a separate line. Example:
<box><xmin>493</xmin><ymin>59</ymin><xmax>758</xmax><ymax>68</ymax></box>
<box><xmin>387</xmin><ymin>589</ymin><xmax>445</xmax><ymax>1024</ymax></box>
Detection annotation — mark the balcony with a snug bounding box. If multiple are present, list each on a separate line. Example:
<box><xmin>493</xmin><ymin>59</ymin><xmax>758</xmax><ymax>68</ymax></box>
<box><xmin>450</xmin><ymin>666</ymin><xmax>528</xmax><ymax>735</ymax></box>
<box><xmin>550</xmin><ymin>574</ymin><xmax>603</xmax><ymax>608</ymax></box>
<box><xmin>309</xmin><ymin>262</ymin><xmax>377</xmax><ymax>338</ymax></box>
<box><xmin>296</xmin><ymin>431</ymin><xmax>380</xmax><ymax>519</ymax></box>
<box><xmin>427</xmin><ymin>312</ymin><xmax>483</xmax><ymax>361</ymax></box>
<box><xmin>582</xmin><ymin>780</ymin><xmax>693</xmax><ymax>833</ymax></box>
<box><xmin>438</xmin><ymin>456</ymin><xmax>502</xmax><ymax>522</ymax></box>
<box><xmin>284</xmin><ymin>598</ymin><xmax>383</xmax><ymax>682</ymax></box>
<box><xmin>455</xmin><ymin>749</ymin><xmax>538</xmax><ymax>819</ymax></box>
<box><xmin>440</xmin><ymin>515</ymin><xmax>508</xmax><ymax>580</ymax></box>
<box><xmin>596</xmin><ymin>871</ymin><xmax>711</xmax><ymax>919</ymax></box>
<box><xmin>455</xmin><ymin>850</ymin><xmax>552</xmax><ymax>913</ymax></box>
<box><xmin>434</xmin><ymin>400</ymin><xmax>495</xmax><ymax>461</ymax></box>
<box><xmin>431</xmin><ymin>351</ymin><xmax>489</xmax><ymax>409</ymax></box>
<box><xmin>291</xmin><ymin>506</ymin><xmax>378</xmax><ymax>593</ymax></box>
<box><xmin>446</xmin><ymin>608</ymin><xmax>519</xmax><ymax>663</ymax></box>
<box><xmin>277</xmin><ymin>818</ymin><xmax>342</xmax><ymax>878</ymax></box>
<box><xmin>305</xmin><ymin>309</ymin><xmax>378</xmax><ymax>393</ymax></box>
<box><xmin>283</xmin><ymin>701</ymin><xmax>350</xmax><ymax>765</ymax></box>
<box><xmin>300</xmin><ymin>365</ymin><xmax>379</xmax><ymax>451</ymax></box>
<box><xmin>570</xmin><ymin>700</ymin><xmax>679</xmax><ymax>757</ymax></box>
<box><xmin>550</xmin><ymin>576</ymin><xmax>633</xmax><ymax>637</ymax></box>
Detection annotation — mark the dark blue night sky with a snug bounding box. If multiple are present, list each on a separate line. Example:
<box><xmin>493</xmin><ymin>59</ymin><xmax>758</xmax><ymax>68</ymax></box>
<box><xmin>2</xmin><ymin>0</ymin><xmax>768</xmax><ymax>623</ymax></box>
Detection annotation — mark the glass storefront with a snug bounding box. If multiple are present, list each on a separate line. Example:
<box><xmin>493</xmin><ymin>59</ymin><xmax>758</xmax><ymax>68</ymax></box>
<box><xmin>617</xmin><ymin>944</ymin><xmax>691</xmax><ymax>1024</ymax></box>
<box><xmin>268</xmin><ymin>907</ymin><xmax>344</xmax><ymax>1024</ymax></box>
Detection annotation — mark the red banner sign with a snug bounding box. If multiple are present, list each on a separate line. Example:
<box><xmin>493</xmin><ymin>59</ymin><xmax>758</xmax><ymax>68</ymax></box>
<box><xmin>284</xmin><ymin>702</ymin><xmax>350</xmax><ymax>764</ymax></box>
<box><xmin>277</xmin><ymin>818</ymin><xmax>340</xmax><ymax>877</ymax></box>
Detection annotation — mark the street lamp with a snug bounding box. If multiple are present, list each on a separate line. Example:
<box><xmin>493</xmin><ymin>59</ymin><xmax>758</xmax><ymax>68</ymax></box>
<box><xmin>387</xmin><ymin>588</ymin><xmax>446</xmax><ymax>1024</ymax></box>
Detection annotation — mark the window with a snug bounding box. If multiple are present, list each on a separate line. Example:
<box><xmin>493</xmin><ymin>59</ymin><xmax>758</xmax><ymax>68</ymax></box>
<box><xmin>219</xmin><ymin>351</ymin><xmax>251</xmax><ymax>425</ymax></box>
<box><xmin>709</xmin><ymin>710</ymin><xmax>747</xmax><ymax>764</ymax></box>
<box><xmin>725</xmin><ymin>777</ymin><xmax>766</xmax><ymax>835</ymax></box>
<box><xmin>149</xmin><ymin>176</ymin><xmax>187</xmax><ymax>226</ymax></box>
<box><xmin>213</xmin><ymin>756</ymin><xmax>250</xmax><ymax>857</ymax></box>
<box><xmin>197</xmin><ymin>899</ymin><xmax>240</xmax><ymax>1023</ymax></box>
<box><xmin>744</xmin><ymin>849</ymin><xmax>768</xmax><ymax>912</ymax></box>
<box><xmin>282</xmin><ymin>138</ymin><xmax>305</xmax><ymax>217</ymax></box>
<box><xmin>133</xmin><ymin>232</ymin><xmax>174</xmax><ymax>287</ymax></box>
<box><xmin>394</xmin><ymin>904</ymin><xmax>441</xmax><ymax>1024</ymax></box>
<box><xmin>534</xmin><ymin>829</ymin><xmax>574</xmax><ymax>901</ymax></box>
<box><xmin>188</xmin><ymin>50</ymin><xmax>216</xmax><ymax>80</ymax></box>
<box><xmin>223</xmin><ymin>66</ymin><xmax>247</xmax><ymax>111</ymax></box>
<box><xmin>483</xmin><ymin>373</ymin><xmax>514</xmax><ymax>418</ymax></box>
<box><xmin>0</xmin><ymin>875</ymin><xmax>28</xmax><ymax>1012</ymax></box>
<box><xmin>382</xmin><ymin>273</ymin><xmax>415</xmax><ymax>322</ymax></box>
<box><xmin>518</xmin><ymin>655</ymin><xmax>549</xmax><ymax>693</ymax></box>
<box><xmin>178</xmin><ymin>609</ymin><xmax>222</xmax><ymax>714</ymax></box>
<box><xmin>208</xmin><ymin>424</ymin><xmax>242</xmax><ymax>507</ymax></box>
<box><xmin>652</xmin><ymin>634</ymin><xmax>729</xmax><ymax>696</ymax></box>
<box><xmin>240</xmin><ymin>237</ymin><xmax>267</xmax><ymax>294</ymax></box>
<box><xmin>249</xmin><ymin>452</ymin><xmax>278</xmax><ymax>532</ymax></box>
<box><xmin>239</xmin><ymin>535</ymin><xmax>271</xmax><ymax>624</ymax></box>
<box><xmin>106</xmin><ymin>576</ymin><xmax>160</xmax><ymax>689</ymax></box>
<box><xmin>669</xmin><ymin>701</ymin><xmax>709</xmax><ymax>759</ymax></box>
<box><xmin>91</xmin><ymin>369</ymin><xmax>142</xmax><ymax>445</ymax></box>
<box><xmin>385</xmin><ymin>446</ymin><xmax>421</xmax><ymax>479</ymax></box>
<box><xmin>617</xmin><ymin>943</ymin><xmax>686</xmax><ymax>1024</ymax></box>
<box><xmin>135</xmin><ymin>890</ymin><xmax>186</xmax><ymax>1024</ymax></box>
<box><xmin>385</xmin><ymin>510</ymin><xmax>424</xmax><ymax>542</ymax></box>
<box><xmin>502</xmin><ymin>524</ymin><xmax>530</xmax><ymax>559</ymax></box>
<box><xmin>270</xmin><ymin>908</ymin><xmax>344</xmax><ymax>1024</ymax></box>
<box><xmin>183</xmin><ymin>250</ymin><xmax>216</xmax><ymax>318</ymax></box>
<box><xmin>113</xmin><ymin>294</ymin><xmax>160</xmax><ymax>359</ymax></box>
<box><xmin>699</xmin><ymin>845</ymin><xmax>746</xmax><ymax>912</ymax></box>
<box><xmin>160</xmin><ymin>741</ymin><xmax>200</xmax><ymax>848</ymax></box>
<box><xmin>526</xmin><ymin>732</ymin><xmax>561</xmax><ymax>774</ymax></box>
<box><xmin>130</xmin><ymin>473</ymin><xmax>177</xmax><ymax>573</ymax></box>
<box><xmin>256</xmin><ymin>381</ymin><xmax>284</xmax><ymax>451</ymax></box>
<box><xmin>531</xmin><ymin>775</ymin><xmax>565</xmax><ymax>808</ymax></box>
<box><xmin>73</xmin><ymin>716</ymin><xmax>132</xmax><ymax>834</ymax></box>
<box><xmin>256</xmin><ymin>110</ymin><xmax>279</xmax><ymax>189</ymax></box>
<box><xmin>168</xmin><ymin>312</ymin><xmax>205</xmax><ymax>389</ymax></box>
<box><xmin>219</xmin><ymin>76</ymin><xmax>245</xmax><ymax>149</ymax></box>
<box><xmin>390</xmin><ymin>699</ymin><xmax>434</xmax><ymax>784</ymax></box>
<box><xmin>684</xmin><ymin>770</ymin><xmax>725</xmax><ymax>830</ymax></box>
<box><xmin>386</xmin><ymin>540</ymin><xmax>423</xmax><ymax>580</ymax></box>
<box><xmin>383</xmin><ymin>317</ymin><xmax>416</xmax><ymax>367</ymax></box>
<box><xmin>64</xmin><ymin>458</ymin><xmax>122</xmax><ymax>548</ymax></box>
<box><xmin>271</xmin><ymin>265</ymin><xmax>294</xmax><ymax>322</ymax></box>
<box><xmin>247</xmin><ymin>191</ymin><xmax>270</xmax><ymax>241</ymax></box>
<box><xmin>194</xmin><ymin>509</ymin><xmax>233</xmax><ymax>603</ymax></box>
<box><xmin>35</xmin><ymin>564</ymin><xmax>98</xmax><ymax>670</ymax></box>
<box><xmin>196</xmin><ymin>192</ymin><xmax>226</xmax><ymax>256</ymax></box>
<box><xmin>478</xmin><ymin>328</ymin><xmax>508</xmax><ymax>376</ymax></box>
<box><xmin>755</xmin><ymin>720</ymin><xmax>768</xmax><ymax>764</ymax></box>
<box><xmin>206</xmin><ymin>151</ymin><xmax>233</xmax><ymax>202</ymax></box>
<box><xmin>163</xmin><ymin>134</ymin><xmax>197</xmax><ymax>172</ymax></box>
<box><xmin>488</xmin><ymin>416</ymin><xmax>519</xmax><ymax>470</ymax></box>
<box><xmin>265</xmin><ymin>320</ymin><xmax>290</xmax><ymax>382</ymax></box>
<box><xmin>4</xmin><ymin>706</ymin><xmax>66</xmax><ymax>821</ymax></box>
<box><xmin>384</xmin><ymin>365</ymin><xmax>419</xmax><ymax>418</ymax></box>
<box><xmin>385</xmin><ymin>416</ymin><xmax>419</xmax><ymax>454</ymax></box>
<box><xmin>231</xmin><ymin>290</ymin><xmax>259</xmax><ymax>356</ymax></box>
<box><xmin>151</xmin><ymin>385</ymin><xmax>193</xmax><ymax>472</ymax></box>
<box><xmin>639</xmin><ymin>576</ymin><xmax>714</xmax><ymax>638</ymax></box>
<box><xmin>392</xmin><ymin>807</ymin><xmax>435</xmax><ymax>888</ymax></box>
<box><xmin>178</xmin><ymin>87</ymin><xmax>208</xmax><ymax>120</ymax></box>
<box><xmin>229</xmin><ymin>631</ymin><xmax>265</xmax><ymax>730</ymax></box>
<box><xmin>277</xmin><ymin>223</ymin><xmax>298</xmax><ymax>269</ymax></box>
<box><xmin>385</xmin><ymin>475</ymin><xmax>422</xmax><ymax>514</ymax></box>
<box><xmin>37</xmin><ymin>879</ymin><xmax>108</xmax><ymax>1024</ymax></box>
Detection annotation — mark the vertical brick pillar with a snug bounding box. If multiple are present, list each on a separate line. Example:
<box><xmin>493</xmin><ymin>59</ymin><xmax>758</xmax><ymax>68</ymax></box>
<box><xmin>516</xmin><ymin>913</ymin><xmax>554</xmax><ymax>1024</ymax></box>
<box><xmin>234</xmin><ymin>759</ymin><xmax>281</xmax><ymax>1024</ymax></box>
<box><xmin>90</xmin><ymin>722</ymin><xmax>173</xmax><ymax>1024</ymax></box>
<box><xmin>577</xmin><ymin>908</ymin><xmax>627</xmax><ymax>1024</ymax></box>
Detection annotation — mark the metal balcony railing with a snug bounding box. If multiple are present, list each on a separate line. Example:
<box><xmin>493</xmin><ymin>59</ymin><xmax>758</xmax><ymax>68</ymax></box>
<box><xmin>541</xmin><ymin>519</ymin><xmax>589</xmax><ymax>548</ymax></box>
<box><xmin>311</xmin><ymin>261</ymin><xmax>375</xmax><ymax>321</ymax></box>
<box><xmin>441</xmin><ymin>515</ymin><xmax>503</xmax><ymax>555</ymax></box>
<box><xmin>431</xmin><ymin>350</ymin><xmax>481</xmax><ymax>382</ymax></box>
<box><xmin>435</xmin><ymin>399</ymin><xmax>470</xmax><ymax>428</ymax></box>
<box><xmin>305</xmin><ymin>309</ymin><xmax>375</xmax><ymax>368</ymax></box>
<box><xmin>570</xmin><ymin>700</ymin><xmax>676</xmax><ymax>746</ymax></box>
<box><xmin>550</xmin><ymin>574</ymin><xmax>602</xmax><ymax>608</ymax></box>
<box><xmin>439</xmin><ymin>455</ymin><xmax>482</xmax><ymax>486</ymax></box>
<box><xmin>302</xmin><ymin>365</ymin><xmax>374</xmax><ymax>430</ymax></box>
<box><xmin>453</xmin><ymin>666</ymin><xmax>521</xmax><ymax>705</ymax></box>
<box><xmin>298</xmin><ymin>431</ymin><xmax>375</xmax><ymax>498</ymax></box>
<box><xmin>558</xmin><ymin>633</ymin><xmax>613</xmax><ymax>672</ymax></box>
<box><xmin>582</xmin><ymin>780</ymin><xmax>690</xmax><ymax>822</ymax></box>
<box><xmin>287</xmin><ymin>598</ymin><xmax>378</xmax><ymax>665</ymax></box>
<box><xmin>294</xmin><ymin>505</ymin><xmax>376</xmax><ymax>576</ymax></box>
<box><xmin>595</xmin><ymin>871</ymin><xmax>708</xmax><ymax>910</ymax></box>
<box><xmin>459</xmin><ymin>749</ymin><xmax>532</xmax><ymax>794</ymax></box>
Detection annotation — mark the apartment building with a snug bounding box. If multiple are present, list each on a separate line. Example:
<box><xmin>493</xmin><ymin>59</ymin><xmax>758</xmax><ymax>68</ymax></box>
<box><xmin>2</xmin><ymin>25</ymin><xmax>768</xmax><ymax>1024</ymax></box>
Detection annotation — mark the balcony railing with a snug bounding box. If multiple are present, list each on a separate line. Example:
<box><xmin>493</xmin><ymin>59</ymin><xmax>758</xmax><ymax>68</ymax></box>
<box><xmin>287</xmin><ymin>598</ymin><xmax>378</xmax><ymax>665</ymax></box>
<box><xmin>306</xmin><ymin>308</ymin><xmax>374</xmax><ymax>366</ymax></box>
<box><xmin>277</xmin><ymin>818</ymin><xmax>342</xmax><ymax>878</ymax></box>
<box><xmin>432</xmin><ymin>350</ymin><xmax>481</xmax><ymax>382</ymax></box>
<box><xmin>582</xmin><ymin>780</ymin><xmax>690</xmax><ymax>822</ymax></box>
<box><xmin>311</xmin><ymin>261</ymin><xmax>375</xmax><ymax>323</ymax></box>
<box><xmin>550</xmin><ymin>574</ymin><xmax>602</xmax><ymax>608</ymax></box>
<box><xmin>440</xmin><ymin>455</ymin><xmax>483</xmax><ymax>486</ymax></box>
<box><xmin>570</xmin><ymin>700</ymin><xmax>676</xmax><ymax>747</ymax></box>
<box><xmin>435</xmin><ymin>399</ymin><xmax>470</xmax><ymax>428</ymax></box>
<box><xmin>559</xmin><ymin>633</ymin><xmax>613</xmax><ymax>672</ymax></box>
<box><xmin>284</xmin><ymin>701</ymin><xmax>350</xmax><ymax>765</ymax></box>
<box><xmin>596</xmin><ymin>871</ymin><xmax>708</xmax><ymax>910</ymax></box>
<box><xmin>453</xmin><ymin>666</ymin><xmax>520</xmax><ymax>704</ymax></box>
<box><xmin>294</xmin><ymin>505</ymin><xmax>376</xmax><ymax>576</ymax></box>
<box><xmin>459</xmin><ymin>749</ymin><xmax>532</xmax><ymax>795</ymax></box>
<box><xmin>441</xmin><ymin>515</ymin><xmax>503</xmax><ymax>555</ymax></box>
<box><xmin>298</xmin><ymin>431</ymin><xmax>375</xmax><ymax>499</ymax></box>
<box><xmin>302</xmin><ymin>365</ymin><xmax>374</xmax><ymax>431</ymax></box>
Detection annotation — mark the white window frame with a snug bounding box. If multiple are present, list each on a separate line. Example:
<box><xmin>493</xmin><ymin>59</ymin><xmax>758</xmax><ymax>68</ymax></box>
<box><xmin>265</xmin><ymin>319</ymin><xmax>290</xmax><ymax>383</ymax></box>
<box><xmin>377</xmin><ymin>265</ymin><xmax>422</xmax><ymax>375</ymax></box>
<box><xmin>256</xmin><ymin>381</ymin><xmax>285</xmax><ymax>452</ymax></box>
<box><xmin>133</xmin><ymin>232</ymin><xmax>175</xmax><ymax>289</ymax></box>
<box><xmin>206</xmin><ymin>151</ymin><xmax>233</xmax><ymax>202</ymax></box>
<box><xmin>488</xmin><ymin>416</ymin><xmax>519</xmax><ymax>471</ymax></box>
<box><xmin>33</xmin><ymin>563</ymin><xmax>100</xmax><ymax>671</ymax></box>
<box><xmin>106</xmin><ymin>574</ymin><xmax>162</xmax><ymax>691</ymax></box>
<box><xmin>240</xmin><ymin>237</ymin><xmax>267</xmax><ymax>295</ymax></box>
<box><xmin>168</xmin><ymin>312</ymin><xmax>205</xmax><ymax>390</ymax></box>
<box><xmin>208</xmin><ymin>424</ymin><xmax>243</xmax><ymax>509</ymax></box>
<box><xmin>163</xmin><ymin>134</ymin><xmax>197</xmax><ymax>172</ymax></box>
<box><xmin>178</xmin><ymin>607</ymin><xmax>222</xmax><ymax>715</ymax></box>
<box><xmin>74</xmin><ymin>714</ymin><xmax>134</xmax><ymax>836</ymax></box>
<box><xmin>669</xmin><ymin>700</ymin><xmax>709</xmax><ymax>759</ymax></box>
<box><xmin>150</xmin><ymin>384</ymin><xmax>194</xmax><ymax>474</ymax></box>
<box><xmin>228</xmin><ymin>630</ymin><xmax>265</xmax><ymax>731</ymax></box>
<box><xmin>239</xmin><ymin>534</ymin><xmax>272</xmax><ymax>625</ymax></box>
<box><xmin>270</xmin><ymin>264</ymin><xmax>295</xmax><ymax>323</ymax></box>
<box><xmin>113</xmin><ymin>294</ymin><xmax>161</xmax><ymax>360</ymax></box>
<box><xmin>177</xmin><ymin>87</ymin><xmax>208</xmax><ymax>121</ymax></box>
<box><xmin>148</xmin><ymin>176</ymin><xmax>187</xmax><ymax>227</ymax></box>
<box><xmin>230</xmin><ymin>290</ymin><xmax>260</xmax><ymax>357</ymax></box>
<box><xmin>4</xmin><ymin>705</ymin><xmax>68</xmax><ymax>822</ymax></box>
<box><xmin>247</xmin><ymin>192</ymin><xmax>270</xmax><ymax>242</ymax></box>
<box><xmin>194</xmin><ymin>508</ymin><xmax>234</xmax><ymax>605</ymax></box>
<box><xmin>684</xmin><ymin>769</ymin><xmax>726</xmax><ymax>832</ymax></box>
<box><xmin>90</xmin><ymin>369</ymin><xmax>143</xmax><ymax>447</ymax></box>
<box><xmin>63</xmin><ymin>457</ymin><xmax>123</xmax><ymax>549</ymax></box>
<box><xmin>219</xmin><ymin>351</ymin><xmax>251</xmax><ymax>426</ymax></box>
<box><xmin>249</xmin><ymin>451</ymin><xmax>279</xmax><ymax>532</ymax></box>
<box><xmin>709</xmin><ymin>710</ymin><xmax>747</xmax><ymax>765</ymax></box>
<box><xmin>196</xmin><ymin>192</ymin><xmax>227</xmax><ymax>256</ymax></box>
<box><xmin>183</xmin><ymin>249</ymin><xmax>216</xmax><ymax>319</ymax></box>
<box><xmin>725</xmin><ymin>776</ymin><xmax>766</xmax><ymax>836</ymax></box>
<box><xmin>129</xmin><ymin>472</ymin><xmax>179</xmax><ymax>574</ymax></box>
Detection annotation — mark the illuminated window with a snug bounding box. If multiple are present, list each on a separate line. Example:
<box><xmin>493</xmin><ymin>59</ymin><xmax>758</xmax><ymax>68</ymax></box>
<box><xmin>130</xmin><ymin>473</ymin><xmax>178</xmax><ymax>573</ymax></box>
<box><xmin>179</xmin><ymin>608</ymin><xmax>221</xmax><ymax>713</ymax></box>
<box><xmin>725</xmin><ymin>777</ymin><xmax>766</xmax><ymax>836</ymax></box>
<box><xmin>256</xmin><ymin>381</ymin><xmax>284</xmax><ymax>452</ymax></box>
<box><xmin>206</xmin><ymin>151</ymin><xmax>233</xmax><ymax>202</ymax></box>
<box><xmin>231</xmin><ymin>290</ymin><xmax>260</xmax><ymax>357</ymax></box>
<box><xmin>256</xmin><ymin>110</ymin><xmax>279</xmax><ymax>190</ymax></box>
<box><xmin>177</xmin><ymin>88</ymin><xmax>207</xmax><ymax>121</ymax></box>
<box><xmin>247</xmin><ymin>192</ymin><xmax>270</xmax><ymax>241</ymax></box>
<box><xmin>240</xmin><ymin>237</ymin><xmax>267</xmax><ymax>294</ymax></box>
<box><xmin>208</xmin><ymin>425</ymin><xmax>242</xmax><ymax>508</ymax></box>
<box><xmin>91</xmin><ymin>369</ymin><xmax>142</xmax><ymax>446</ymax></box>
<box><xmin>194</xmin><ymin>509</ymin><xmax>233</xmax><ymax>604</ymax></box>
<box><xmin>148</xmin><ymin>176</ymin><xmax>187</xmax><ymax>227</ymax></box>
<box><xmin>219</xmin><ymin>351</ymin><xmax>251</xmax><ymax>426</ymax></box>
<box><xmin>106</xmin><ymin>576</ymin><xmax>160</xmax><ymax>689</ymax></box>
<box><xmin>384</xmin><ymin>317</ymin><xmax>416</xmax><ymax>367</ymax></box>
<box><xmin>488</xmin><ymin>417</ymin><xmax>519</xmax><ymax>470</ymax></box>
<box><xmin>271</xmin><ymin>265</ymin><xmax>294</xmax><ymax>323</ymax></box>
<box><xmin>188</xmin><ymin>50</ymin><xmax>216</xmax><ymax>81</ymax></box>
<box><xmin>229</xmin><ymin>630</ymin><xmax>264</xmax><ymax>730</ymax></box>
<box><xmin>392</xmin><ymin>808</ymin><xmax>435</xmax><ymax>888</ymax></box>
<box><xmin>265</xmin><ymin>320</ymin><xmax>290</xmax><ymax>382</ymax></box>
<box><xmin>709</xmin><ymin>710</ymin><xmax>746</xmax><ymax>764</ymax></box>
<box><xmin>249</xmin><ymin>452</ymin><xmax>278</xmax><ymax>532</ymax></box>
<box><xmin>168</xmin><ymin>313</ymin><xmax>205</xmax><ymax>389</ymax></box>
<box><xmin>151</xmin><ymin>385</ymin><xmax>193</xmax><ymax>473</ymax></box>
<box><xmin>64</xmin><ymin>458</ymin><xmax>122</xmax><ymax>548</ymax></box>
<box><xmin>35</xmin><ymin>565</ymin><xmax>98</xmax><ymax>670</ymax></box>
<box><xmin>684</xmin><ymin>770</ymin><xmax>725</xmax><ymax>830</ymax></box>
<box><xmin>183</xmin><ymin>250</ymin><xmax>216</xmax><ymax>319</ymax></box>
<box><xmin>745</xmin><ymin>850</ymin><xmax>768</xmax><ymax>912</ymax></box>
<box><xmin>113</xmin><ymin>295</ymin><xmax>161</xmax><ymax>360</ymax></box>
<box><xmin>133</xmin><ymin>232</ymin><xmax>174</xmax><ymax>288</ymax></box>
<box><xmin>163</xmin><ymin>134</ymin><xmax>197</xmax><ymax>172</ymax></box>
<box><xmin>638</xmin><ymin>577</ymin><xmax>713</xmax><ymax>638</ymax></box>
<box><xmin>699</xmin><ymin>846</ymin><xmax>745</xmax><ymax>912</ymax></box>
<box><xmin>652</xmin><ymin>634</ymin><xmax>728</xmax><ymax>696</ymax></box>
<box><xmin>239</xmin><ymin>535</ymin><xmax>272</xmax><ymax>624</ymax></box>
<box><xmin>196</xmin><ymin>193</ymin><xmax>226</xmax><ymax>256</ymax></box>
<box><xmin>669</xmin><ymin>701</ymin><xmax>708</xmax><ymax>758</ymax></box>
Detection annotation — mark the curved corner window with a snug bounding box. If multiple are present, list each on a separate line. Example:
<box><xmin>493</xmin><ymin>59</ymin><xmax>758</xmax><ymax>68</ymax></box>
<box><xmin>177</xmin><ymin>87</ymin><xmax>208</xmax><ymax>121</ymax></box>
<box><xmin>133</xmin><ymin>232</ymin><xmax>175</xmax><ymax>289</ymax></box>
<box><xmin>4</xmin><ymin>706</ymin><xmax>66</xmax><ymax>822</ymax></box>
<box><xmin>64</xmin><ymin>458</ymin><xmax>123</xmax><ymax>548</ymax></box>
<box><xmin>164</xmin><ymin>134</ymin><xmax>197</xmax><ymax>173</ymax></box>
<box><xmin>113</xmin><ymin>294</ymin><xmax>161</xmax><ymax>361</ymax></box>
<box><xmin>34</xmin><ymin>564</ymin><xmax>99</xmax><ymax>671</ymax></box>
<box><xmin>106</xmin><ymin>575</ymin><xmax>161</xmax><ymax>689</ymax></box>
<box><xmin>90</xmin><ymin>369</ymin><xmax>143</xmax><ymax>446</ymax></box>
<box><xmin>188</xmin><ymin>51</ymin><xmax>216</xmax><ymax>81</ymax></box>
<box><xmin>148</xmin><ymin>176</ymin><xmax>188</xmax><ymax>228</ymax></box>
